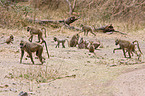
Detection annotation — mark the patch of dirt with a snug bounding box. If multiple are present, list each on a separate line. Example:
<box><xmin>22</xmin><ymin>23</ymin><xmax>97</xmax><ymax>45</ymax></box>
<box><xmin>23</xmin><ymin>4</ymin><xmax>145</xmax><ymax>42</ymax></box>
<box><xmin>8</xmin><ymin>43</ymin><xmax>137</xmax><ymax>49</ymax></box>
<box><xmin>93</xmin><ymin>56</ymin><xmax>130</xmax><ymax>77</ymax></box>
<box><xmin>0</xmin><ymin>28</ymin><xmax>145</xmax><ymax>96</ymax></box>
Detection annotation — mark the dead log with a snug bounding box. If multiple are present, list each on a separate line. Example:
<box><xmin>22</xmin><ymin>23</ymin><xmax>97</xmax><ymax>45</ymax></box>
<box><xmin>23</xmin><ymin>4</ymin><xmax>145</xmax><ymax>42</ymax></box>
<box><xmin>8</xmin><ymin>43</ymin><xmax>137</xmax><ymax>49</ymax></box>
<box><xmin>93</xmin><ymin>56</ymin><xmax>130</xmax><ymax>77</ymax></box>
<box><xmin>94</xmin><ymin>24</ymin><xmax>127</xmax><ymax>35</ymax></box>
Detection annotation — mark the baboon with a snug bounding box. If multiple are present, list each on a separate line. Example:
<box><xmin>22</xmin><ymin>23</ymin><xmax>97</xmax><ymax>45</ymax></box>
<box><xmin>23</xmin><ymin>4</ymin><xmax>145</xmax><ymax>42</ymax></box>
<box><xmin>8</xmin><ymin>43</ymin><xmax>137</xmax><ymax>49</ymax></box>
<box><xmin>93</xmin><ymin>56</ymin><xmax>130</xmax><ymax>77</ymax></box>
<box><xmin>53</xmin><ymin>37</ymin><xmax>69</xmax><ymax>48</ymax></box>
<box><xmin>80</xmin><ymin>24</ymin><xmax>96</xmax><ymax>36</ymax></box>
<box><xmin>70</xmin><ymin>34</ymin><xmax>80</xmax><ymax>47</ymax></box>
<box><xmin>89</xmin><ymin>41</ymin><xmax>95</xmax><ymax>53</ymax></box>
<box><xmin>113</xmin><ymin>39</ymin><xmax>142</xmax><ymax>59</ymax></box>
<box><xmin>64</xmin><ymin>16</ymin><xmax>80</xmax><ymax>25</ymax></box>
<box><xmin>27</xmin><ymin>27</ymin><xmax>47</xmax><ymax>43</ymax></box>
<box><xmin>0</xmin><ymin>35</ymin><xmax>14</xmax><ymax>44</ymax></box>
<box><xmin>78</xmin><ymin>38</ymin><xmax>86</xmax><ymax>49</ymax></box>
<box><xmin>93</xmin><ymin>42</ymin><xmax>100</xmax><ymax>49</ymax></box>
<box><xmin>20</xmin><ymin>40</ymin><xmax>45</xmax><ymax>64</ymax></box>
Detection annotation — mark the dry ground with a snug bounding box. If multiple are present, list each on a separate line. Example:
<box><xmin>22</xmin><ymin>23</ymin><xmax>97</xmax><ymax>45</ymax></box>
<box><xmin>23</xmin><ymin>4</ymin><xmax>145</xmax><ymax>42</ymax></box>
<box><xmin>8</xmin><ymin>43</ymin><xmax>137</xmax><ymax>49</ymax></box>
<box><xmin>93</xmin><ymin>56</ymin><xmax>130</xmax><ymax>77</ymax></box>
<box><xmin>0</xmin><ymin>28</ymin><xmax>145</xmax><ymax>96</ymax></box>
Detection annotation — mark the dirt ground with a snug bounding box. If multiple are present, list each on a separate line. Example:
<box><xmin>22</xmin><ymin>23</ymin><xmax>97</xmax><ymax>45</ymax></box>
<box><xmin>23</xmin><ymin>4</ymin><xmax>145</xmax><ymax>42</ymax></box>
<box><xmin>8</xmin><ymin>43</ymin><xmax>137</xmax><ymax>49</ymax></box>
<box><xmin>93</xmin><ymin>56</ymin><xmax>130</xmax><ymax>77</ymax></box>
<box><xmin>0</xmin><ymin>28</ymin><xmax>145</xmax><ymax>96</ymax></box>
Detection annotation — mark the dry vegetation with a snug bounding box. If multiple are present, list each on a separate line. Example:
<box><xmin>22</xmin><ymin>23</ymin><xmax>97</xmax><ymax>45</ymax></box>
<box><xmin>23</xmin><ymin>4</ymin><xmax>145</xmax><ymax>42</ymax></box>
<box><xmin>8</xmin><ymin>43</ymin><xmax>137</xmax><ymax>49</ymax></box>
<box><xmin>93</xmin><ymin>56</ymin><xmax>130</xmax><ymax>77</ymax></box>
<box><xmin>0</xmin><ymin>0</ymin><xmax>144</xmax><ymax>31</ymax></box>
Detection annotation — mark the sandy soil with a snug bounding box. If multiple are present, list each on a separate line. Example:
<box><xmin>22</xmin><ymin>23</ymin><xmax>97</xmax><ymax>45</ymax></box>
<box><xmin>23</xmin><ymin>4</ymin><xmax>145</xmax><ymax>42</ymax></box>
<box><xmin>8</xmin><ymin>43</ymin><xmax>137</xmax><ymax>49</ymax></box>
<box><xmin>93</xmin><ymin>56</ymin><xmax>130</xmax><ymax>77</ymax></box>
<box><xmin>0</xmin><ymin>28</ymin><xmax>145</xmax><ymax>96</ymax></box>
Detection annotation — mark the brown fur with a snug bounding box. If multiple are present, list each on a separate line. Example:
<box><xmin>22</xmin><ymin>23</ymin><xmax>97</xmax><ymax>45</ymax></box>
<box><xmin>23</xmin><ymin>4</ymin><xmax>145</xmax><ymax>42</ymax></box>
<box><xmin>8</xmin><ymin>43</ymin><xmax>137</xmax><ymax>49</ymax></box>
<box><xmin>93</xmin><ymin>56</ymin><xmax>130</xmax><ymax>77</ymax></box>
<box><xmin>53</xmin><ymin>37</ymin><xmax>69</xmax><ymax>48</ymax></box>
<box><xmin>20</xmin><ymin>40</ymin><xmax>45</xmax><ymax>64</ymax></box>
<box><xmin>89</xmin><ymin>41</ymin><xmax>95</xmax><ymax>53</ymax></box>
<box><xmin>113</xmin><ymin>39</ymin><xmax>142</xmax><ymax>59</ymax></box>
<box><xmin>27</xmin><ymin>27</ymin><xmax>46</xmax><ymax>43</ymax></box>
<box><xmin>80</xmin><ymin>24</ymin><xmax>96</xmax><ymax>36</ymax></box>
<box><xmin>70</xmin><ymin>34</ymin><xmax>79</xmax><ymax>47</ymax></box>
<box><xmin>1</xmin><ymin>35</ymin><xmax>14</xmax><ymax>44</ymax></box>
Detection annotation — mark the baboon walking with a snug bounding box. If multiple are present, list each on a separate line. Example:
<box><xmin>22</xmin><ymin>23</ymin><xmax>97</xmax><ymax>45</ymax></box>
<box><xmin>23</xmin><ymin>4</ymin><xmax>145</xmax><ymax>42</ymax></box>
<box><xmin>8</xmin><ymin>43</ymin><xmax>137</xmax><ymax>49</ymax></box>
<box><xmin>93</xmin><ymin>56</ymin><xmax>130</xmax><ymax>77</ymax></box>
<box><xmin>53</xmin><ymin>37</ymin><xmax>69</xmax><ymax>48</ymax></box>
<box><xmin>20</xmin><ymin>40</ymin><xmax>45</xmax><ymax>64</ymax></box>
<box><xmin>113</xmin><ymin>39</ymin><xmax>142</xmax><ymax>59</ymax></box>
<box><xmin>27</xmin><ymin>27</ymin><xmax>46</xmax><ymax>43</ymax></box>
<box><xmin>80</xmin><ymin>24</ymin><xmax>96</xmax><ymax>36</ymax></box>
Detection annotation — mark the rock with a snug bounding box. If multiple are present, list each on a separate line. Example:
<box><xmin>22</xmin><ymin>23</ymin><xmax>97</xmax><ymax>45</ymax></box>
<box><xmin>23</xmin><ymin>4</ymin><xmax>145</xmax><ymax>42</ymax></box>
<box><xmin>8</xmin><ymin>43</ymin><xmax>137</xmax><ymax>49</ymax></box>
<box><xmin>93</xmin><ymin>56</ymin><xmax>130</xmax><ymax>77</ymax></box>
<box><xmin>18</xmin><ymin>91</ymin><xmax>29</xmax><ymax>96</ymax></box>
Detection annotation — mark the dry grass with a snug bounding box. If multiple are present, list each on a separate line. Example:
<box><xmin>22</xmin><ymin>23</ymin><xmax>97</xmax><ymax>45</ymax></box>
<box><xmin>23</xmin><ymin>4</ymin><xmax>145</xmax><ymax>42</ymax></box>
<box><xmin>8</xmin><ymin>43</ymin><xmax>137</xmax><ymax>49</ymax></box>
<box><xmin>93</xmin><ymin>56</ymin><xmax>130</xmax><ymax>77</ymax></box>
<box><xmin>0</xmin><ymin>0</ymin><xmax>144</xmax><ymax>32</ymax></box>
<box><xmin>6</xmin><ymin>66</ymin><xmax>62</xmax><ymax>83</ymax></box>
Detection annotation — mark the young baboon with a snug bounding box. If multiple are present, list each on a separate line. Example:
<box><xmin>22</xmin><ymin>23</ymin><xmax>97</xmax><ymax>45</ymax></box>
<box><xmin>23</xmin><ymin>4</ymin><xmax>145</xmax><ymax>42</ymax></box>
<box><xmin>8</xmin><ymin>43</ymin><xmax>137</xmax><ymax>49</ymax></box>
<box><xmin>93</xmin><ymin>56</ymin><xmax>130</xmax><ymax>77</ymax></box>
<box><xmin>113</xmin><ymin>39</ymin><xmax>142</xmax><ymax>59</ymax></box>
<box><xmin>53</xmin><ymin>37</ymin><xmax>69</xmax><ymax>48</ymax></box>
<box><xmin>70</xmin><ymin>34</ymin><xmax>80</xmax><ymax>47</ymax></box>
<box><xmin>0</xmin><ymin>35</ymin><xmax>14</xmax><ymax>44</ymax></box>
<box><xmin>20</xmin><ymin>40</ymin><xmax>45</xmax><ymax>64</ymax></box>
<box><xmin>93</xmin><ymin>42</ymin><xmax>100</xmax><ymax>49</ymax></box>
<box><xmin>80</xmin><ymin>24</ymin><xmax>96</xmax><ymax>36</ymax></box>
<box><xmin>27</xmin><ymin>27</ymin><xmax>47</xmax><ymax>43</ymax></box>
<box><xmin>89</xmin><ymin>41</ymin><xmax>95</xmax><ymax>53</ymax></box>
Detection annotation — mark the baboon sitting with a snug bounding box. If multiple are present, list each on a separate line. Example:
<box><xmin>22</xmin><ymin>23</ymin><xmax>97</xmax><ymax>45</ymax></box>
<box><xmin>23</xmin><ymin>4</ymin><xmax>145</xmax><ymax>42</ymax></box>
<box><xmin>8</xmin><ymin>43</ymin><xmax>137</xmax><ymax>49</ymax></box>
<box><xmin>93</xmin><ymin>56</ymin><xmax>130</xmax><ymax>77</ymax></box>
<box><xmin>80</xmin><ymin>24</ymin><xmax>96</xmax><ymax>36</ymax></box>
<box><xmin>27</xmin><ymin>27</ymin><xmax>46</xmax><ymax>43</ymax></box>
<box><xmin>1</xmin><ymin>35</ymin><xmax>14</xmax><ymax>44</ymax></box>
<box><xmin>53</xmin><ymin>37</ymin><xmax>69</xmax><ymax>48</ymax></box>
<box><xmin>113</xmin><ymin>39</ymin><xmax>142</xmax><ymax>59</ymax></box>
<box><xmin>78</xmin><ymin>37</ymin><xmax>86</xmax><ymax>49</ymax></box>
<box><xmin>93</xmin><ymin>42</ymin><xmax>100</xmax><ymax>49</ymax></box>
<box><xmin>89</xmin><ymin>41</ymin><xmax>95</xmax><ymax>53</ymax></box>
<box><xmin>70</xmin><ymin>34</ymin><xmax>80</xmax><ymax>47</ymax></box>
<box><xmin>20</xmin><ymin>40</ymin><xmax>45</xmax><ymax>64</ymax></box>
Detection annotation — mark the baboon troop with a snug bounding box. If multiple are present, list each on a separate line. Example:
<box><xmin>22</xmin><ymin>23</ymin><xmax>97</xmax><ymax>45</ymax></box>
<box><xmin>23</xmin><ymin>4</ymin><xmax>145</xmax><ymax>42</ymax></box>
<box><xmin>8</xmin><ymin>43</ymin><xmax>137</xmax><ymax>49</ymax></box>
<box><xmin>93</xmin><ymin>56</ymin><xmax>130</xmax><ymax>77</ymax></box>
<box><xmin>0</xmin><ymin>35</ymin><xmax>14</xmax><ymax>44</ymax></box>
<box><xmin>20</xmin><ymin>40</ymin><xmax>45</xmax><ymax>64</ymax></box>
<box><xmin>80</xmin><ymin>24</ymin><xmax>96</xmax><ymax>36</ymax></box>
<box><xmin>27</xmin><ymin>27</ymin><xmax>46</xmax><ymax>43</ymax></box>
<box><xmin>113</xmin><ymin>39</ymin><xmax>142</xmax><ymax>59</ymax></box>
<box><xmin>0</xmin><ymin>14</ymin><xmax>142</xmax><ymax>66</ymax></box>
<box><xmin>53</xmin><ymin>37</ymin><xmax>69</xmax><ymax>48</ymax></box>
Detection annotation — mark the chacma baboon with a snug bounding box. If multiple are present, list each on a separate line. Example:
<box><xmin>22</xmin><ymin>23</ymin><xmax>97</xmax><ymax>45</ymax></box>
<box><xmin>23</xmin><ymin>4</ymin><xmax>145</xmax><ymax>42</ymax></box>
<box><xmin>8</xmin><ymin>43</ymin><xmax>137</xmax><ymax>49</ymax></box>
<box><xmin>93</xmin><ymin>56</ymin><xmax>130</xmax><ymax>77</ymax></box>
<box><xmin>80</xmin><ymin>24</ymin><xmax>96</xmax><ymax>36</ymax></box>
<box><xmin>70</xmin><ymin>34</ymin><xmax>80</xmax><ymax>47</ymax></box>
<box><xmin>0</xmin><ymin>35</ymin><xmax>14</xmax><ymax>44</ymax></box>
<box><xmin>113</xmin><ymin>39</ymin><xmax>142</xmax><ymax>59</ymax></box>
<box><xmin>89</xmin><ymin>41</ymin><xmax>95</xmax><ymax>53</ymax></box>
<box><xmin>27</xmin><ymin>27</ymin><xmax>46</xmax><ymax>43</ymax></box>
<box><xmin>64</xmin><ymin>16</ymin><xmax>80</xmax><ymax>25</ymax></box>
<box><xmin>20</xmin><ymin>40</ymin><xmax>45</xmax><ymax>64</ymax></box>
<box><xmin>53</xmin><ymin>37</ymin><xmax>69</xmax><ymax>48</ymax></box>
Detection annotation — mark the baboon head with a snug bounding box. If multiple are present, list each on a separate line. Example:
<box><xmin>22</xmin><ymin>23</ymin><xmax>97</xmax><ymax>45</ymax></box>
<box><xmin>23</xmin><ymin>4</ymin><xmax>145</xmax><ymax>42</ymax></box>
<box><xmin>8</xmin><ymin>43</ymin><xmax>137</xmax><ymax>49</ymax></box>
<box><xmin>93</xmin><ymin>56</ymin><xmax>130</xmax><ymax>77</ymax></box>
<box><xmin>115</xmin><ymin>39</ymin><xmax>119</xmax><ymax>45</ymax></box>
<box><xmin>20</xmin><ymin>40</ymin><xmax>26</xmax><ymax>49</ymax></box>
<box><xmin>10</xmin><ymin>35</ymin><xmax>14</xmax><ymax>41</ymax></box>
<box><xmin>53</xmin><ymin>37</ymin><xmax>57</xmax><ymax>42</ymax></box>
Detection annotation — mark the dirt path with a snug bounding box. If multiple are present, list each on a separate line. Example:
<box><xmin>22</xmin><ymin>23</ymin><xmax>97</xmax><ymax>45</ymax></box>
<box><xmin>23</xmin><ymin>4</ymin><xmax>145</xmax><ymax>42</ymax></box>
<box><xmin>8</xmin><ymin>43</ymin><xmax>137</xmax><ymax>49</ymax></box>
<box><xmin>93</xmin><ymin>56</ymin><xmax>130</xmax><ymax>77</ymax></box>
<box><xmin>111</xmin><ymin>67</ymin><xmax>145</xmax><ymax>96</ymax></box>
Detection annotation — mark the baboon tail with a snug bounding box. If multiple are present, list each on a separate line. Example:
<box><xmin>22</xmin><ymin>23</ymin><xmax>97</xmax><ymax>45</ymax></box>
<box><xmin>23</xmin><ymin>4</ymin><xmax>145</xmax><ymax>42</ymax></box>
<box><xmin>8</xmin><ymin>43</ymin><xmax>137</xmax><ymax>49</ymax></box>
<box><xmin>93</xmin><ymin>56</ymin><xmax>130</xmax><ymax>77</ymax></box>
<box><xmin>132</xmin><ymin>40</ymin><xmax>143</xmax><ymax>54</ymax></box>
<box><xmin>42</xmin><ymin>40</ymin><xmax>49</xmax><ymax>58</ymax></box>
<box><xmin>41</xmin><ymin>27</ymin><xmax>47</xmax><ymax>38</ymax></box>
